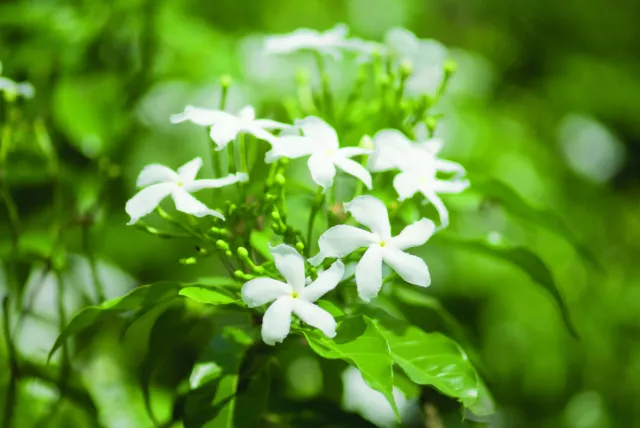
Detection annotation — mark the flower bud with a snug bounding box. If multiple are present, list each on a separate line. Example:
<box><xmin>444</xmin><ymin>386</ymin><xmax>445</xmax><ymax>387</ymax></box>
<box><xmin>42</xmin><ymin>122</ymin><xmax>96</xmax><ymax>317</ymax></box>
<box><xmin>180</xmin><ymin>257</ymin><xmax>197</xmax><ymax>265</ymax></box>
<box><xmin>443</xmin><ymin>60</ymin><xmax>457</xmax><ymax>76</ymax></box>
<box><xmin>295</xmin><ymin>242</ymin><xmax>305</xmax><ymax>252</ymax></box>
<box><xmin>399</xmin><ymin>59</ymin><xmax>413</xmax><ymax>77</ymax></box>
<box><xmin>426</xmin><ymin>116</ymin><xmax>437</xmax><ymax>135</ymax></box>
<box><xmin>271</xmin><ymin>211</ymin><xmax>281</xmax><ymax>221</ymax></box>
<box><xmin>220</xmin><ymin>74</ymin><xmax>232</xmax><ymax>88</ymax></box>
<box><xmin>359</xmin><ymin>135</ymin><xmax>374</xmax><ymax>150</ymax></box>
<box><xmin>279</xmin><ymin>158</ymin><xmax>289</xmax><ymax>166</ymax></box>
<box><xmin>237</xmin><ymin>247</ymin><xmax>249</xmax><ymax>258</ymax></box>
<box><xmin>225</xmin><ymin>250</ymin><xmax>233</xmax><ymax>257</ymax></box>
<box><xmin>254</xmin><ymin>266</ymin><xmax>265</xmax><ymax>274</ymax></box>
<box><xmin>274</xmin><ymin>173</ymin><xmax>286</xmax><ymax>186</ymax></box>
<box><xmin>216</xmin><ymin>240</ymin><xmax>229</xmax><ymax>251</ymax></box>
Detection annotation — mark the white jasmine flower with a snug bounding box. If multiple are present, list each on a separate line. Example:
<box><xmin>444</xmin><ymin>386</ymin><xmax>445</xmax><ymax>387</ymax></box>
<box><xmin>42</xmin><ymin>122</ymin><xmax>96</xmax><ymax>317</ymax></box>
<box><xmin>384</xmin><ymin>27</ymin><xmax>448</xmax><ymax>96</ymax></box>
<box><xmin>242</xmin><ymin>244</ymin><xmax>344</xmax><ymax>345</ymax></box>
<box><xmin>368</xmin><ymin>129</ymin><xmax>469</xmax><ymax>228</ymax></box>
<box><xmin>309</xmin><ymin>195</ymin><xmax>435</xmax><ymax>302</ymax></box>
<box><xmin>265</xmin><ymin>116</ymin><xmax>372</xmax><ymax>189</ymax></box>
<box><xmin>0</xmin><ymin>62</ymin><xmax>35</xmax><ymax>99</ymax></box>
<box><xmin>265</xmin><ymin>23</ymin><xmax>352</xmax><ymax>60</ymax></box>
<box><xmin>125</xmin><ymin>157</ymin><xmax>247</xmax><ymax>225</ymax></box>
<box><xmin>170</xmin><ymin>105</ymin><xmax>289</xmax><ymax>150</ymax></box>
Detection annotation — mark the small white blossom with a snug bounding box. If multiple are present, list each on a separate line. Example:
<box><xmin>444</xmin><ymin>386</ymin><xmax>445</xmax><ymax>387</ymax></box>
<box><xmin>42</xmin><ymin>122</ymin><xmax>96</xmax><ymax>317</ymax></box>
<box><xmin>242</xmin><ymin>244</ymin><xmax>344</xmax><ymax>345</ymax></box>
<box><xmin>368</xmin><ymin>129</ymin><xmax>469</xmax><ymax>228</ymax></box>
<box><xmin>265</xmin><ymin>23</ymin><xmax>353</xmax><ymax>60</ymax></box>
<box><xmin>0</xmin><ymin>61</ymin><xmax>35</xmax><ymax>99</ymax></box>
<box><xmin>170</xmin><ymin>105</ymin><xmax>289</xmax><ymax>150</ymax></box>
<box><xmin>309</xmin><ymin>195</ymin><xmax>435</xmax><ymax>302</ymax></box>
<box><xmin>125</xmin><ymin>157</ymin><xmax>247</xmax><ymax>225</ymax></box>
<box><xmin>265</xmin><ymin>116</ymin><xmax>372</xmax><ymax>189</ymax></box>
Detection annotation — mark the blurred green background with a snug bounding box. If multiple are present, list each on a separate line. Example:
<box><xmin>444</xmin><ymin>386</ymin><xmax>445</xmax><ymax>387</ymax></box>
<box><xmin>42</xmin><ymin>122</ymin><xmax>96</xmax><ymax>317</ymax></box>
<box><xmin>1</xmin><ymin>0</ymin><xmax>640</xmax><ymax>427</ymax></box>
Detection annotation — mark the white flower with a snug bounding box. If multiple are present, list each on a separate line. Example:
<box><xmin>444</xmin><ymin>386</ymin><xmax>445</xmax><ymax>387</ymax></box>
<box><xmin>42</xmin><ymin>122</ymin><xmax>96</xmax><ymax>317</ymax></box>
<box><xmin>265</xmin><ymin>23</ymin><xmax>352</xmax><ymax>60</ymax></box>
<box><xmin>170</xmin><ymin>105</ymin><xmax>289</xmax><ymax>150</ymax></box>
<box><xmin>265</xmin><ymin>116</ymin><xmax>372</xmax><ymax>189</ymax></box>
<box><xmin>0</xmin><ymin>62</ymin><xmax>34</xmax><ymax>99</ymax></box>
<box><xmin>242</xmin><ymin>244</ymin><xmax>344</xmax><ymax>345</ymax></box>
<box><xmin>309</xmin><ymin>195</ymin><xmax>435</xmax><ymax>302</ymax></box>
<box><xmin>125</xmin><ymin>157</ymin><xmax>247</xmax><ymax>225</ymax></box>
<box><xmin>368</xmin><ymin>129</ymin><xmax>469</xmax><ymax>228</ymax></box>
<box><xmin>384</xmin><ymin>27</ymin><xmax>448</xmax><ymax>96</ymax></box>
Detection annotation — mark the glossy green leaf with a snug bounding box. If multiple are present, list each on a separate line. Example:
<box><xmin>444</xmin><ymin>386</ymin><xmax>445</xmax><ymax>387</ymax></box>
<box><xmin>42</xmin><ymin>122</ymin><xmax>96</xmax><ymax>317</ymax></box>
<box><xmin>371</xmin><ymin>311</ymin><xmax>494</xmax><ymax>416</ymax></box>
<box><xmin>303</xmin><ymin>316</ymin><xmax>400</xmax><ymax>421</ymax></box>
<box><xmin>437</xmin><ymin>235</ymin><xmax>579</xmax><ymax>338</ymax></box>
<box><xmin>179</xmin><ymin>287</ymin><xmax>239</xmax><ymax>305</ymax></box>
<box><xmin>471</xmin><ymin>175</ymin><xmax>599</xmax><ymax>268</ymax></box>
<box><xmin>48</xmin><ymin>281</ymin><xmax>182</xmax><ymax>360</ymax></box>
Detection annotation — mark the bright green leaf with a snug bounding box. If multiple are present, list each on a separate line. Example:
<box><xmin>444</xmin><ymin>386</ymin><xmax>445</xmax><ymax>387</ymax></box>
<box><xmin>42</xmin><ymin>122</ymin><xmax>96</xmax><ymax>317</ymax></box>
<box><xmin>303</xmin><ymin>316</ymin><xmax>400</xmax><ymax>421</ymax></box>
<box><xmin>179</xmin><ymin>287</ymin><xmax>239</xmax><ymax>305</ymax></box>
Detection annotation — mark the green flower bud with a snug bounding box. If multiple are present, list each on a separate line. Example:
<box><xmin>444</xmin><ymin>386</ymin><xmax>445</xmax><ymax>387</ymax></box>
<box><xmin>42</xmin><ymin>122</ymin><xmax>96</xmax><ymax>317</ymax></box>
<box><xmin>254</xmin><ymin>266</ymin><xmax>265</xmax><ymax>274</ymax></box>
<box><xmin>271</xmin><ymin>211</ymin><xmax>281</xmax><ymax>221</ymax></box>
<box><xmin>180</xmin><ymin>257</ymin><xmax>197</xmax><ymax>265</ymax></box>
<box><xmin>210</xmin><ymin>227</ymin><xmax>221</xmax><ymax>235</ymax></box>
<box><xmin>274</xmin><ymin>173</ymin><xmax>286</xmax><ymax>186</ymax></box>
<box><xmin>220</xmin><ymin>74</ymin><xmax>232</xmax><ymax>88</ymax></box>
<box><xmin>234</xmin><ymin>270</ymin><xmax>245</xmax><ymax>279</ymax></box>
<box><xmin>225</xmin><ymin>250</ymin><xmax>233</xmax><ymax>257</ymax></box>
<box><xmin>271</xmin><ymin>223</ymin><xmax>280</xmax><ymax>233</ymax></box>
<box><xmin>399</xmin><ymin>59</ymin><xmax>413</xmax><ymax>77</ymax></box>
<box><xmin>295</xmin><ymin>242</ymin><xmax>305</xmax><ymax>252</ymax></box>
<box><xmin>265</xmin><ymin>193</ymin><xmax>277</xmax><ymax>202</ymax></box>
<box><xmin>237</xmin><ymin>247</ymin><xmax>249</xmax><ymax>258</ymax></box>
<box><xmin>359</xmin><ymin>135</ymin><xmax>374</xmax><ymax>150</ymax></box>
<box><xmin>216</xmin><ymin>240</ymin><xmax>229</xmax><ymax>250</ymax></box>
<box><xmin>279</xmin><ymin>158</ymin><xmax>289</xmax><ymax>166</ymax></box>
<box><xmin>444</xmin><ymin>60</ymin><xmax>457</xmax><ymax>76</ymax></box>
<box><xmin>426</xmin><ymin>116</ymin><xmax>437</xmax><ymax>134</ymax></box>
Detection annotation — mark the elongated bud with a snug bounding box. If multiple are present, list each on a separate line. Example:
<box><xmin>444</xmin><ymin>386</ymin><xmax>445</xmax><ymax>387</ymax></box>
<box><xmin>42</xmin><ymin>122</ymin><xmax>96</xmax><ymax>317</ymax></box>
<box><xmin>271</xmin><ymin>211</ymin><xmax>281</xmax><ymax>221</ymax></box>
<box><xmin>399</xmin><ymin>59</ymin><xmax>413</xmax><ymax>78</ymax></box>
<box><xmin>274</xmin><ymin>173</ymin><xmax>286</xmax><ymax>186</ymax></box>
<box><xmin>425</xmin><ymin>116</ymin><xmax>437</xmax><ymax>135</ymax></box>
<box><xmin>295</xmin><ymin>242</ymin><xmax>304</xmax><ymax>252</ymax></box>
<box><xmin>237</xmin><ymin>247</ymin><xmax>249</xmax><ymax>258</ymax></box>
<box><xmin>216</xmin><ymin>240</ymin><xmax>229</xmax><ymax>251</ymax></box>
<box><xmin>359</xmin><ymin>135</ymin><xmax>374</xmax><ymax>150</ymax></box>
<box><xmin>225</xmin><ymin>250</ymin><xmax>233</xmax><ymax>257</ymax></box>
<box><xmin>443</xmin><ymin>60</ymin><xmax>457</xmax><ymax>77</ymax></box>
<box><xmin>180</xmin><ymin>257</ymin><xmax>197</xmax><ymax>265</ymax></box>
<box><xmin>220</xmin><ymin>74</ymin><xmax>232</xmax><ymax>88</ymax></box>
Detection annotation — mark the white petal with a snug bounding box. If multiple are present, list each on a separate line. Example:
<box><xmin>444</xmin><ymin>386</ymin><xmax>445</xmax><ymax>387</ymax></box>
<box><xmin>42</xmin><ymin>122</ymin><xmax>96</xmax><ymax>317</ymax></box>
<box><xmin>296</xmin><ymin>116</ymin><xmax>339</xmax><ymax>150</ymax></box>
<box><xmin>393</xmin><ymin>171</ymin><xmax>420</xmax><ymax>201</ymax></box>
<box><xmin>171</xmin><ymin>188</ymin><xmax>224</xmax><ymax>219</ymax></box>
<box><xmin>307</xmin><ymin>153</ymin><xmax>336</xmax><ymax>188</ymax></box>
<box><xmin>237</xmin><ymin>105</ymin><xmax>255</xmax><ymax>122</ymax></box>
<box><xmin>338</xmin><ymin>147</ymin><xmax>372</xmax><ymax>158</ymax></box>
<box><xmin>170</xmin><ymin>106</ymin><xmax>231</xmax><ymax>126</ymax></box>
<box><xmin>435</xmin><ymin>159</ymin><xmax>467</xmax><ymax>178</ymax></box>
<box><xmin>125</xmin><ymin>183</ymin><xmax>174</xmax><ymax>225</ymax></box>
<box><xmin>416</xmin><ymin>138</ymin><xmax>444</xmax><ymax>155</ymax></box>
<box><xmin>333</xmin><ymin>156</ymin><xmax>372</xmax><ymax>189</ymax></box>
<box><xmin>185</xmin><ymin>173</ymin><xmax>248</xmax><ymax>192</ymax></box>
<box><xmin>292</xmin><ymin>299</ymin><xmax>337</xmax><ymax>338</ymax></box>
<box><xmin>382</xmin><ymin>247</ymin><xmax>430</xmax><ymax>287</ymax></box>
<box><xmin>261</xmin><ymin>297</ymin><xmax>293</xmax><ymax>346</ymax></box>
<box><xmin>300</xmin><ymin>260</ymin><xmax>344</xmax><ymax>302</ymax></box>
<box><xmin>269</xmin><ymin>244</ymin><xmax>306</xmax><ymax>292</ymax></box>
<box><xmin>241</xmin><ymin>278</ymin><xmax>292</xmax><ymax>307</ymax></box>
<box><xmin>265</xmin><ymin>135</ymin><xmax>320</xmax><ymax>163</ymax></box>
<box><xmin>355</xmin><ymin>245</ymin><xmax>383</xmax><ymax>302</ymax></box>
<box><xmin>245</xmin><ymin>125</ymin><xmax>278</xmax><ymax>143</ymax></box>
<box><xmin>343</xmin><ymin>195</ymin><xmax>391</xmax><ymax>240</ymax></box>
<box><xmin>433</xmin><ymin>179</ymin><xmax>470</xmax><ymax>193</ymax></box>
<box><xmin>253</xmin><ymin>119</ymin><xmax>290</xmax><ymax>130</ymax></box>
<box><xmin>419</xmin><ymin>188</ymin><xmax>449</xmax><ymax>228</ymax></box>
<box><xmin>135</xmin><ymin>164</ymin><xmax>179</xmax><ymax>188</ymax></box>
<box><xmin>368</xmin><ymin>129</ymin><xmax>413</xmax><ymax>172</ymax></box>
<box><xmin>308</xmin><ymin>225</ymin><xmax>377</xmax><ymax>266</ymax></box>
<box><xmin>177</xmin><ymin>157</ymin><xmax>203</xmax><ymax>183</ymax></box>
<box><xmin>210</xmin><ymin>122</ymin><xmax>240</xmax><ymax>150</ymax></box>
<box><xmin>390</xmin><ymin>218</ymin><xmax>436</xmax><ymax>250</ymax></box>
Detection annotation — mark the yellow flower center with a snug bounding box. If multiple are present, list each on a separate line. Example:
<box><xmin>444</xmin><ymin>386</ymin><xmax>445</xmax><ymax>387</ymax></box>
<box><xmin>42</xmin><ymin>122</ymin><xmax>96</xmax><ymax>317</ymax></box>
<box><xmin>176</xmin><ymin>180</ymin><xmax>184</xmax><ymax>187</ymax></box>
<box><xmin>379</xmin><ymin>240</ymin><xmax>386</xmax><ymax>247</ymax></box>
<box><xmin>291</xmin><ymin>291</ymin><xmax>299</xmax><ymax>298</ymax></box>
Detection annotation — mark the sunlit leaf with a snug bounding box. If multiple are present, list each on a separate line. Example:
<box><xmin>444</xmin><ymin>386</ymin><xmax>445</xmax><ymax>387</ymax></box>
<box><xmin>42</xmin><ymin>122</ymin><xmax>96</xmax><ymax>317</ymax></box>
<box><xmin>179</xmin><ymin>287</ymin><xmax>240</xmax><ymax>305</ymax></box>
<box><xmin>303</xmin><ymin>316</ymin><xmax>400</xmax><ymax>421</ymax></box>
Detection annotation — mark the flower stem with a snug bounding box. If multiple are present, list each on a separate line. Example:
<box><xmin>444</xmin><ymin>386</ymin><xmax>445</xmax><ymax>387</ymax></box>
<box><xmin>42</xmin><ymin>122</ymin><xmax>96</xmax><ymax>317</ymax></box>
<box><xmin>306</xmin><ymin>188</ymin><xmax>325</xmax><ymax>257</ymax></box>
<box><xmin>2</xmin><ymin>296</ymin><xmax>18</xmax><ymax>428</ymax></box>
<box><xmin>314</xmin><ymin>53</ymin><xmax>333</xmax><ymax>122</ymax></box>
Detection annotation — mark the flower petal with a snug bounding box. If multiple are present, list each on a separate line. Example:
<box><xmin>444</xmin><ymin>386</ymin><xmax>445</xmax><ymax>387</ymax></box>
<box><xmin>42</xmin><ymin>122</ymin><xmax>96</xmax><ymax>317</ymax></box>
<box><xmin>265</xmin><ymin>135</ymin><xmax>320</xmax><ymax>163</ymax></box>
<box><xmin>382</xmin><ymin>247</ymin><xmax>430</xmax><ymax>287</ymax></box>
<box><xmin>343</xmin><ymin>195</ymin><xmax>391</xmax><ymax>240</ymax></box>
<box><xmin>261</xmin><ymin>297</ymin><xmax>293</xmax><ymax>346</ymax></box>
<box><xmin>135</xmin><ymin>164</ymin><xmax>179</xmax><ymax>188</ymax></box>
<box><xmin>210</xmin><ymin>122</ymin><xmax>240</xmax><ymax>150</ymax></box>
<box><xmin>393</xmin><ymin>171</ymin><xmax>420</xmax><ymax>201</ymax></box>
<box><xmin>390</xmin><ymin>218</ymin><xmax>436</xmax><ymax>250</ymax></box>
<box><xmin>253</xmin><ymin>118</ymin><xmax>290</xmax><ymax>130</ymax></box>
<box><xmin>185</xmin><ymin>173</ymin><xmax>248</xmax><ymax>192</ymax></box>
<box><xmin>125</xmin><ymin>183</ymin><xmax>174</xmax><ymax>225</ymax></box>
<box><xmin>171</xmin><ymin>188</ymin><xmax>224</xmax><ymax>219</ymax></box>
<box><xmin>419</xmin><ymin>188</ymin><xmax>449</xmax><ymax>228</ymax></box>
<box><xmin>300</xmin><ymin>260</ymin><xmax>345</xmax><ymax>302</ymax></box>
<box><xmin>237</xmin><ymin>105</ymin><xmax>255</xmax><ymax>122</ymax></box>
<box><xmin>241</xmin><ymin>278</ymin><xmax>292</xmax><ymax>307</ymax></box>
<box><xmin>292</xmin><ymin>299</ymin><xmax>337</xmax><ymax>338</ymax></box>
<box><xmin>170</xmin><ymin>106</ymin><xmax>231</xmax><ymax>126</ymax></box>
<box><xmin>355</xmin><ymin>245</ymin><xmax>383</xmax><ymax>302</ymax></box>
<box><xmin>368</xmin><ymin>129</ymin><xmax>414</xmax><ymax>172</ymax></box>
<box><xmin>177</xmin><ymin>157</ymin><xmax>203</xmax><ymax>183</ymax></box>
<box><xmin>307</xmin><ymin>153</ymin><xmax>336</xmax><ymax>188</ymax></box>
<box><xmin>435</xmin><ymin>159</ymin><xmax>466</xmax><ymax>178</ymax></box>
<box><xmin>416</xmin><ymin>138</ymin><xmax>444</xmax><ymax>156</ymax></box>
<box><xmin>296</xmin><ymin>116</ymin><xmax>339</xmax><ymax>149</ymax></box>
<box><xmin>308</xmin><ymin>225</ymin><xmax>377</xmax><ymax>266</ymax></box>
<box><xmin>433</xmin><ymin>179</ymin><xmax>470</xmax><ymax>193</ymax></box>
<box><xmin>333</xmin><ymin>156</ymin><xmax>372</xmax><ymax>189</ymax></box>
<box><xmin>338</xmin><ymin>147</ymin><xmax>372</xmax><ymax>158</ymax></box>
<box><xmin>269</xmin><ymin>244</ymin><xmax>306</xmax><ymax>292</ymax></box>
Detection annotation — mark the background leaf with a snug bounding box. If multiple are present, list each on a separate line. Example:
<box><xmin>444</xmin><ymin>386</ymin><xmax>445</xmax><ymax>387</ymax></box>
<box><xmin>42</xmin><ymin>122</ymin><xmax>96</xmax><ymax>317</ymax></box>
<box><xmin>179</xmin><ymin>287</ymin><xmax>239</xmax><ymax>305</ymax></box>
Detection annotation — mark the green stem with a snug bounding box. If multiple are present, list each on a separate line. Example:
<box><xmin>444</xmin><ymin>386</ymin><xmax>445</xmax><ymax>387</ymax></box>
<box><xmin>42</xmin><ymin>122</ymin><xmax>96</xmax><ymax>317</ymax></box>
<box><xmin>306</xmin><ymin>188</ymin><xmax>325</xmax><ymax>257</ymax></box>
<box><xmin>2</xmin><ymin>296</ymin><xmax>18</xmax><ymax>428</ymax></box>
<box><xmin>314</xmin><ymin>53</ymin><xmax>333</xmax><ymax>121</ymax></box>
<box><xmin>81</xmin><ymin>223</ymin><xmax>106</xmax><ymax>302</ymax></box>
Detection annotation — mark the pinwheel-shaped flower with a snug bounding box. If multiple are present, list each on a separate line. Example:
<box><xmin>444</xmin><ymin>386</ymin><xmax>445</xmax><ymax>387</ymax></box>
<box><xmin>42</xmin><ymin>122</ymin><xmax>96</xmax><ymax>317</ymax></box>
<box><xmin>309</xmin><ymin>195</ymin><xmax>435</xmax><ymax>302</ymax></box>
<box><xmin>125</xmin><ymin>157</ymin><xmax>247</xmax><ymax>225</ymax></box>
<box><xmin>266</xmin><ymin>116</ymin><xmax>372</xmax><ymax>189</ymax></box>
<box><xmin>0</xmin><ymin>61</ymin><xmax>34</xmax><ymax>99</ymax></box>
<box><xmin>170</xmin><ymin>105</ymin><xmax>289</xmax><ymax>150</ymax></box>
<box><xmin>368</xmin><ymin>129</ymin><xmax>469</xmax><ymax>228</ymax></box>
<box><xmin>265</xmin><ymin>23</ymin><xmax>352</xmax><ymax>60</ymax></box>
<box><xmin>242</xmin><ymin>244</ymin><xmax>344</xmax><ymax>345</ymax></box>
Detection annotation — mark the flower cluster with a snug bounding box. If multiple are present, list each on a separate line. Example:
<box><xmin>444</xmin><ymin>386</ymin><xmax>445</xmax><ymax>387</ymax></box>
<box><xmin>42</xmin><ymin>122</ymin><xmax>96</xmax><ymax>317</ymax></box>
<box><xmin>125</xmin><ymin>24</ymin><xmax>469</xmax><ymax>345</ymax></box>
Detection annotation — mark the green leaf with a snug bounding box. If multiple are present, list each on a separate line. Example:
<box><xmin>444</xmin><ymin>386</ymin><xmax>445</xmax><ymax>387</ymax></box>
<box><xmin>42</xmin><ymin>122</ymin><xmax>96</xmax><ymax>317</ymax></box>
<box><xmin>471</xmin><ymin>175</ymin><xmax>599</xmax><ymax>269</ymax></box>
<box><xmin>48</xmin><ymin>281</ymin><xmax>182</xmax><ymax>360</ymax></box>
<box><xmin>437</xmin><ymin>235</ymin><xmax>579</xmax><ymax>339</ymax></box>
<box><xmin>303</xmin><ymin>316</ymin><xmax>400</xmax><ymax>421</ymax></box>
<box><xmin>179</xmin><ymin>287</ymin><xmax>240</xmax><ymax>305</ymax></box>
<box><xmin>371</xmin><ymin>311</ymin><xmax>494</xmax><ymax>416</ymax></box>
<box><xmin>250</xmin><ymin>230</ymin><xmax>271</xmax><ymax>261</ymax></box>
